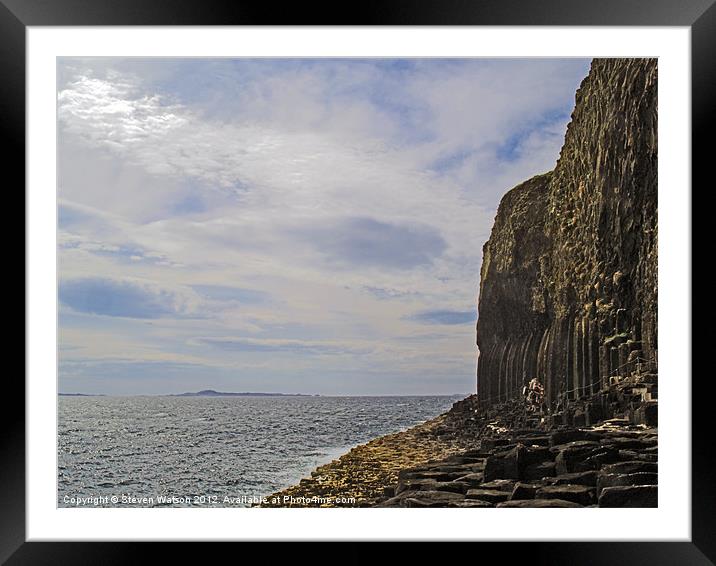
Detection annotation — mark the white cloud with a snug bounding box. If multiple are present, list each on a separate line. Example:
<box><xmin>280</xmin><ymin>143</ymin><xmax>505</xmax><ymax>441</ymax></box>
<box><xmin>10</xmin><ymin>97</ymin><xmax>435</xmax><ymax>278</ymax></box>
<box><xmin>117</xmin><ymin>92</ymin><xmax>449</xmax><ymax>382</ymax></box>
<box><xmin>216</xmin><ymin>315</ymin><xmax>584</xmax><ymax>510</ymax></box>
<box><xmin>57</xmin><ymin>58</ymin><xmax>590</xmax><ymax>394</ymax></box>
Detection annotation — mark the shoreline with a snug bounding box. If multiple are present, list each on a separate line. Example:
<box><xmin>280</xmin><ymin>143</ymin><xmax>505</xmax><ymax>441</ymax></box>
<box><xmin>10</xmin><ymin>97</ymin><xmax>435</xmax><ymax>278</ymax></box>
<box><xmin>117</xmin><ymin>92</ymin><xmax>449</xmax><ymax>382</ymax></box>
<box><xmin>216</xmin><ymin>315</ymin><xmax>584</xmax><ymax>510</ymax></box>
<box><xmin>260</xmin><ymin>408</ymin><xmax>475</xmax><ymax>507</ymax></box>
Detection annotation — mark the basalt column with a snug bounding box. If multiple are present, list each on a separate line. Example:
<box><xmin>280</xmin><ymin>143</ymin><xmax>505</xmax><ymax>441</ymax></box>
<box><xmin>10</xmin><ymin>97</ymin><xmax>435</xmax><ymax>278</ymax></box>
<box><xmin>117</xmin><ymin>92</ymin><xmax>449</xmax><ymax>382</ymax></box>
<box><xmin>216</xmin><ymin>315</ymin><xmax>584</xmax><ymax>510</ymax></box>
<box><xmin>476</xmin><ymin>59</ymin><xmax>658</xmax><ymax>408</ymax></box>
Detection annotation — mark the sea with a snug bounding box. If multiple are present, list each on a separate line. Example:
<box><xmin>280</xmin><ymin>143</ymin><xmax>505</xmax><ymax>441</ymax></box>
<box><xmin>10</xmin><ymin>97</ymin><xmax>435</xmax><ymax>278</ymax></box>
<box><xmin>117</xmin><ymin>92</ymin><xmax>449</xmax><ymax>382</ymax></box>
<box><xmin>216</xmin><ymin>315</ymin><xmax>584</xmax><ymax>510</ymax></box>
<box><xmin>58</xmin><ymin>394</ymin><xmax>463</xmax><ymax>507</ymax></box>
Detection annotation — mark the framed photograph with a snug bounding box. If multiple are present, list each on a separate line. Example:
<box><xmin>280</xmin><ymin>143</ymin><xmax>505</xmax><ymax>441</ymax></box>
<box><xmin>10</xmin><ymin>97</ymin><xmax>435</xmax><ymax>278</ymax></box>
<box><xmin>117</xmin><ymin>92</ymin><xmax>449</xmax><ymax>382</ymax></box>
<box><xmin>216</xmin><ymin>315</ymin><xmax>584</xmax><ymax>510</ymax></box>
<box><xmin>10</xmin><ymin>0</ymin><xmax>704</xmax><ymax>561</ymax></box>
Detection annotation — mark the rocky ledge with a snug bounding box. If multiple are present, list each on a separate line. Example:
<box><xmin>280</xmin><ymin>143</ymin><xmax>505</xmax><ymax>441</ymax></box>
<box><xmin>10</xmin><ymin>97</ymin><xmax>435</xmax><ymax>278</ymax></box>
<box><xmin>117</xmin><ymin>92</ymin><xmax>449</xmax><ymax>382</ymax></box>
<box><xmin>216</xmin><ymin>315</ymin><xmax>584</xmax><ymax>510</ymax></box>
<box><xmin>376</xmin><ymin>397</ymin><xmax>657</xmax><ymax>508</ymax></box>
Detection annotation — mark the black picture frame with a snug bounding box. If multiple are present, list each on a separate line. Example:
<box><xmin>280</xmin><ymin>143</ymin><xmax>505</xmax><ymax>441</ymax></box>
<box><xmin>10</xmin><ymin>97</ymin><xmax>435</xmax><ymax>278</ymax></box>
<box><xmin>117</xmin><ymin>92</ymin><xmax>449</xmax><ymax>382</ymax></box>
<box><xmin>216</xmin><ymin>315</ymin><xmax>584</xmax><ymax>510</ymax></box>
<box><xmin>7</xmin><ymin>1</ymin><xmax>702</xmax><ymax>562</ymax></box>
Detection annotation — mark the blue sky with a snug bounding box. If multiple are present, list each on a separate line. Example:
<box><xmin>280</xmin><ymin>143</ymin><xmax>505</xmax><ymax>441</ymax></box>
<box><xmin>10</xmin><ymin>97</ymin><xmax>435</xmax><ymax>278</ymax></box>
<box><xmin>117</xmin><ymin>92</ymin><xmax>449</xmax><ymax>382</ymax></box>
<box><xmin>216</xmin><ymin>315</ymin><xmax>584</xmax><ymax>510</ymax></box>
<box><xmin>57</xmin><ymin>57</ymin><xmax>591</xmax><ymax>395</ymax></box>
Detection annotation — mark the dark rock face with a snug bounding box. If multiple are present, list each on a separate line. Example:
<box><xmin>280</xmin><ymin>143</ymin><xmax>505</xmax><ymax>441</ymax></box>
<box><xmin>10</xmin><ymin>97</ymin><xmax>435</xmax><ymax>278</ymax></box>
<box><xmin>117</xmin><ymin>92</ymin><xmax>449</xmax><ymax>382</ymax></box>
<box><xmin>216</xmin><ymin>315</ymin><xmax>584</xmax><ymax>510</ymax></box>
<box><xmin>476</xmin><ymin>59</ymin><xmax>658</xmax><ymax>408</ymax></box>
<box><xmin>598</xmin><ymin>485</ymin><xmax>658</xmax><ymax>507</ymax></box>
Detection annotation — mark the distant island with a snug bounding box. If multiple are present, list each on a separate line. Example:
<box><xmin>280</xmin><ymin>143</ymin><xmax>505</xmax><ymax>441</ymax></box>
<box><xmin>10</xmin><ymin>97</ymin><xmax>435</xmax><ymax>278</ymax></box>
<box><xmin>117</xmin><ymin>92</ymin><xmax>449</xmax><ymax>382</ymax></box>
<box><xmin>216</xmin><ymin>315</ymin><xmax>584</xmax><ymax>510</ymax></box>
<box><xmin>58</xmin><ymin>393</ymin><xmax>105</xmax><ymax>397</ymax></box>
<box><xmin>171</xmin><ymin>389</ymin><xmax>319</xmax><ymax>397</ymax></box>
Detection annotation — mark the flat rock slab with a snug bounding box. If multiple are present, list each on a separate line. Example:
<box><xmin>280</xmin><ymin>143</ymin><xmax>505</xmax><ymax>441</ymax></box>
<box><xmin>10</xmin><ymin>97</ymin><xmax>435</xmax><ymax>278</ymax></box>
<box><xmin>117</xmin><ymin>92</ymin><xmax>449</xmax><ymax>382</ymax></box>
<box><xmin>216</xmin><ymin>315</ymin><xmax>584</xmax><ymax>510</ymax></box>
<box><xmin>550</xmin><ymin>430</ymin><xmax>601</xmax><ymax>446</ymax></box>
<box><xmin>555</xmin><ymin>446</ymin><xmax>619</xmax><ymax>474</ymax></box>
<box><xmin>497</xmin><ymin>499</ymin><xmax>583</xmax><ymax>508</ymax></box>
<box><xmin>395</xmin><ymin>478</ymin><xmax>440</xmax><ymax>494</ymax></box>
<box><xmin>546</xmin><ymin>471</ymin><xmax>598</xmax><ymax>487</ymax></box>
<box><xmin>435</xmin><ymin>480</ymin><xmax>472</xmax><ymax>494</ymax></box>
<box><xmin>598</xmin><ymin>485</ymin><xmax>658</xmax><ymax>507</ymax></box>
<box><xmin>550</xmin><ymin>440</ymin><xmax>602</xmax><ymax>453</ymax></box>
<box><xmin>400</xmin><ymin>470</ymin><xmax>469</xmax><ymax>482</ymax></box>
<box><xmin>455</xmin><ymin>473</ymin><xmax>485</xmax><ymax>487</ymax></box>
<box><xmin>597</xmin><ymin>472</ymin><xmax>658</xmax><ymax>495</ymax></box>
<box><xmin>600</xmin><ymin>461</ymin><xmax>658</xmax><ymax>475</ymax></box>
<box><xmin>447</xmin><ymin>500</ymin><xmax>494</xmax><ymax>508</ymax></box>
<box><xmin>536</xmin><ymin>484</ymin><xmax>596</xmax><ymax>506</ymax></box>
<box><xmin>480</xmin><ymin>479</ymin><xmax>516</xmax><ymax>492</ymax></box>
<box><xmin>381</xmin><ymin>490</ymin><xmax>465</xmax><ymax>507</ymax></box>
<box><xmin>618</xmin><ymin>450</ymin><xmax>658</xmax><ymax>462</ymax></box>
<box><xmin>600</xmin><ymin>437</ymin><xmax>658</xmax><ymax>450</ymax></box>
<box><xmin>466</xmin><ymin>489</ymin><xmax>510</xmax><ymax>503</ymax></box>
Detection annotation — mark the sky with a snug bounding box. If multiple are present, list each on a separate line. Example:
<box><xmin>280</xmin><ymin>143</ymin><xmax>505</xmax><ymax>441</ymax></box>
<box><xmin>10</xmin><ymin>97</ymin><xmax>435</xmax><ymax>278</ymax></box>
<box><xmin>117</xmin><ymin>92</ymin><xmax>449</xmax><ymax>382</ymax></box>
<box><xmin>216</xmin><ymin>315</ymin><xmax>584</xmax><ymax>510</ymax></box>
<box><xmin>57</xmin><ymin>57</ymin><xmax>591</xmax><ymax>396</ymax></box>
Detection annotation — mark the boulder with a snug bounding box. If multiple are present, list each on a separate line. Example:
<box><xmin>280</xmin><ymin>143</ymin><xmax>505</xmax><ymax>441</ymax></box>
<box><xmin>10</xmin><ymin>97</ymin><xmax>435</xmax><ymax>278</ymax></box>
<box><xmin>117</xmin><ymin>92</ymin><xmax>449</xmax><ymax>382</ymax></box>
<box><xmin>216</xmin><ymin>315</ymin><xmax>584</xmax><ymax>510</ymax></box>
<box><xmin>395</xmin><ymin>478</ymin><xmax>440</xmax><ymax>495</ymax></box>
<box><xmin>574</xmin><ymin>447</ymin><xmax>621</xmax><ymax>472</ymax></box>
<box><xmin>480</xmin><ymin>479</ymin><xmax>516</xmax><ymax>492</ymax></box>
<box><xmin>600</xmin><ymin>437</ymin><xmax>657</xmax><ymax>450</ymax></box>
<box><xmin>536</xmin><ymin>485</ymin><xmax>596</xmax><ymax>506</ymax></box>
<box><xmin>618</xmin><ymin>450</ymin><xmax>658</xmax><ymax>462</ymax></box>
<box><xmin>455</xmin><ymin>473</ymin><xmax>485</xmax><ymax>487</ymax></box>
<box><xmin>435</xmin><ymin>480</ymin><xmax>472</xmax><ymax>494</ymax></box>
<box><xmin>510</xmin><ymin>482</ymin><xmax>540</xmax><ymax>500</ymax></box>
<box><xmin>447</xmin><ymin>499</ymin><xmax>494</xmax><ymax>508</ymax></box>
<box><xmin>497</xmin><ymin>499</ymin><xmax>583</xmax><ymax>508</ymax></box>
<box><xmin>555</xmin><ymin>445</ymin><xmax>619</xmax><ymax>474</ymax></box>
<box><xmin>523</xmin><ymin>446</ymin><xmax>554</xmax><ymax>465</ymax></box>
<box><xmin>465</xmin><ymin>489</ymin><xmax>510</xmax><ymax>504</ymax></box>
<box><xmin>483</xmin><ymin>455</ymin><xmax>506</xmax><ymax>481</ymax></box>
<box><xmin>481</xmin><ymin>437</ymin><xmax>513</xmax><ymax>451</ymax></box>
<box><xmin>514</xmin><ymin>435</ymin><xmax>551</xmax><ymax>447</ymax></box>
<box><xmin>402</xmin><ymin>490</ymin><xmax>467</xmax><ymax>507</ymax></box>
<box><xmin>550</xmin><ymin>440</ymin><xmax>601</xmax><ymax>454</ymax></box>
<box><xmin>547</xmin><ymin>471</ymin><xmax>598</xmax><ymax>487</ymax></box>
<box><xmin>501</xmin><ymin>444</ymin><xmax>528</xmax><ymax>479</ymax></box>
<box><xmin>600</xmin><ymin>461</ymin><xmax>657</xmax><ymax>475</ymax></box>
<box><xmin>523</xmin><ymin>461</ymin><xmax>556</xmax><ymax>481</ymax></box>
<box><xmin>398</xmin><ymin>470</ymin><xmax>468</xmax><ymax>482</ymax></box>
<box><xmin>634</xmin><ymin>402</ymin><xmax>658</xmax><ymax>427</ymax></box>
<box><xmin>598</xmin><ymin>485</ymin><xmax>658</xmax><ymax>507</ymax></box>
<box><xmin>549</xmin><ymin>430</ymin><xmax>600</xmax><ymax>447</ymax></box>
<box><xmin>596</xmin><ymin>472</ymin><xmax>658</xmax><ymax>495</ymax></box>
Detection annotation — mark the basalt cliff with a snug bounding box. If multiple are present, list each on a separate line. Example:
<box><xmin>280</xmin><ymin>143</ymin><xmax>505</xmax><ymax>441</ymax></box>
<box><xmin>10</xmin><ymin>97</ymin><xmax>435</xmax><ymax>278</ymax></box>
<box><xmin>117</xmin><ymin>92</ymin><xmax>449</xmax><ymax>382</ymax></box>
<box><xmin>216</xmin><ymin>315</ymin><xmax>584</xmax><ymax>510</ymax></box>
<box><xmin>263</xmin><ymin>59</ymin><xmax>659</xmax><ymax>509</ymax></box>
<box><xmin>476</xmin><ymin>58</ymin><xmax>658</xmax><ymax>415</ymax></box>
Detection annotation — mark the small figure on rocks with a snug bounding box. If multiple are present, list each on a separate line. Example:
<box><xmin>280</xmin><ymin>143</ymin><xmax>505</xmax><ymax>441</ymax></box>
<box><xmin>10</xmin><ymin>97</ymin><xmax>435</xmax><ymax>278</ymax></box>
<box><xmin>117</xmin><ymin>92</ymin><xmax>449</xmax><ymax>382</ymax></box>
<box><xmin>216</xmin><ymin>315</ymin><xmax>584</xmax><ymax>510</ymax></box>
<box><xmin>526</xmin><ymin>377</ymin><xmax>545</xmax><ymax>413</ymax></box>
